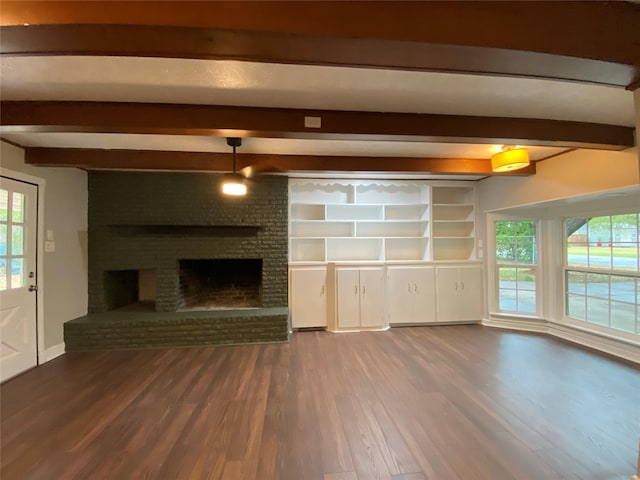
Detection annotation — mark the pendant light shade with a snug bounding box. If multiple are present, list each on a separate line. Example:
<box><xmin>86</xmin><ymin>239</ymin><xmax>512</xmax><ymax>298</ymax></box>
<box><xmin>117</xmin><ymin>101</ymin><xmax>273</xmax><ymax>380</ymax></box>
<box><xmin>491</xmin><ymin>147</ymin><xmax>530</xmax><ymax>172</ymax></box>
<box><xmin>221</xmin><ymin>173</ymin><xmax>247</xmax><ymax>196</ymax></box>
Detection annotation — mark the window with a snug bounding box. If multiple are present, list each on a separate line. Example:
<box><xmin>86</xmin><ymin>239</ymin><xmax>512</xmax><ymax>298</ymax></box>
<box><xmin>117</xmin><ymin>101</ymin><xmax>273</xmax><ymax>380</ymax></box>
<box><xmin>495</xmin><ymin>220</ymin><xmax>538</xmax><ymax>314</ymax></box>
<box><xmin>565</xmin><ymin>214</ymin><xmax>639</xmax><ymax>334</ymax></box>
<box><xmin>0</xmin><ymin>188</ymin><xmax>26</xmax><ymax>290</ymax></box>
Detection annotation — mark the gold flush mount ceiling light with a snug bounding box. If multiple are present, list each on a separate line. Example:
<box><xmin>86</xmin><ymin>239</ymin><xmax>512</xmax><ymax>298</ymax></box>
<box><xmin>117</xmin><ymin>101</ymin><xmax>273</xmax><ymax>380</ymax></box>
<box><xmin>221</xmin><ymin>137</ymin><xmax>247</xmax><ymax>196</ymax></box>
<box><xmin>491</xmin><ymin>146</ymin><xmax>530</xmax><ymax>172</ymax></box>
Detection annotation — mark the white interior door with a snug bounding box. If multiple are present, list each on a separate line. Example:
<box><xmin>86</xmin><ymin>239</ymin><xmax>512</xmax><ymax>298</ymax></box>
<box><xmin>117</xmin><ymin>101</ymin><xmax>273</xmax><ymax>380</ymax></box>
<box><xmin>1</xmin><ymin>177</ymin><xmax>38</xmax><ymax>383</ymax></box>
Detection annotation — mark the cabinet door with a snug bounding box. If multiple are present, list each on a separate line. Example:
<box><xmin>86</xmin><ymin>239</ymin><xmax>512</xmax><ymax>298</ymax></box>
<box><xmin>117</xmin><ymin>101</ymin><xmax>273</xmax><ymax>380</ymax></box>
<box><xmin>336</xmin><ymin>268</ymin><xmax>361</xmax><ymax>329</ymax></box>
<box><xmin>387</xmin><ymin>266</ymin><xmax>435</xmax><ymax>324</ymax></box>
<box><xmin>436</xmin><ymin>267</ymin><xmax>461</xmax><ymax>321</ymax></box>
<box><xmin>359</xmin><ymin>267</ymin><xmax>385</xmax><ymax>328</ymax></box>
<box><xmin>290</xmin><ymin>267</ymin><xmax>327</xmax><ymax>328</ymax></box>
<box><xmin>457</xmin><ymin>266</ymin><xmax>483</xmax><ymax>321</ymax></box>
<box><xmin>387</xmin><ymin>266</ymin><xmax>413</xmax><ymax>324</ymax></box>
<box><xmin>413</xmin><ymin>266</ymin><xmax>436</xmax><ymax>323</ymax></box>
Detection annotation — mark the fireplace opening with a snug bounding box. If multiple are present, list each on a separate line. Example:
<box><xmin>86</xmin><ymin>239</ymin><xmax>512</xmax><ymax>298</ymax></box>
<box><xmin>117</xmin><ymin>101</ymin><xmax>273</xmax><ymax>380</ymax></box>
<box><xmin>178</xmin><ymin>259</ymin><xmax>263</xmax><ymax>310</ymax></box>
<box><xmin>103</xmin><ymin>269</ymin><xmax>156</xmax><ymax>312</ymax></box>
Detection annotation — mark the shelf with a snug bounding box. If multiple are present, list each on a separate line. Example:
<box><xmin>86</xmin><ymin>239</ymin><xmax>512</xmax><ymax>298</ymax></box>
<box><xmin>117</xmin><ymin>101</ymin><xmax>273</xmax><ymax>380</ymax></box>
<box><xmin>385</xmin><ymin>238</ymin><xmax>429</xmax><ymax>261</ymax></box>
<box><xmin>326</xmin><ymin>204</ymin><xmax>383</xmax><ymax>220</ymax></box>
<box><xmin>290</xmin><ymin>238</ymin><xmax>325</xmax><ymax>262</ymax></box>
<box><xmin>291</xmin><ymin>204</ymin><xmax>325</xmax><ymax>220</ymax></box>
<box><xmin>432</xmin><ymin>204</ymin><xmax>474</xmax><ymax>221</ymax></box>
<box><xmin>289</xmin><ymin>180</ymin><xmax>475</xmax><ymax>263</ymax></box>
<box><xmin>291</xmin><ymin>220</ymin><xmax>353</xmax><ymax>237</ymax></box>
<box><xmin>432</xmin><ymin>221</ymin><xmax>474</xmax><ymax>237</ymax></box>
<box><xmin>356</xmin><ymin>221</ymin><xmax>426</xmax><ymax>237</ymax></box>
<box><xmin>384</xmin><ymin>204</ymin><xmax>428</xmax><ymax>220</ymax></box>
<box><xmin>327</xmin><ymin>238</ymin><xmax>383</xmax><ymax>261</ymax></box>
<box><xmin>432</xmin><ymin>237</ymin><xmax>475</xmax><ymax>261</ymax></box>
<box><xmin>432</xmin><ymin>186</ymin><xmax>473</xmax><ymax>204</ymax></box>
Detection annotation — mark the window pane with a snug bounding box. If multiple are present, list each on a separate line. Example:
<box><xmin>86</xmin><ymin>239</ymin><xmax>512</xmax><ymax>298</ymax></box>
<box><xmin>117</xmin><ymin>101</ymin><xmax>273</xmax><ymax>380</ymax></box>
<box><xmin>610</xmin><ymin>274</ymin><xmax>635</xmax><ymax>303</ymax></box>
<box><xmin>11</xmin><ymin>258</ymin><xmax>24</xmax><ymax>289</ymax></box>
<box><xmin>589</xmin><ymin>244</ymin><xmax>612</xmax><ymax>269</ymax></box>
<box><xmin>588</xmin><ymin>216</ymin><xmax>611</xmax><ymax>243</ymax></box>
<box><xmin>567</xmin><ymin>219</ymin><xmax>588</xmax><ymax>267</ymax></box>
<box><xmin>586</xmin><ymin>273</ymin><xmax>609</xmax><ymax>299</ymax></box>
<box><xmin>567</xmin><ymin>294</ymin><xmax>586</xmax><ymax>320</ymax></box>
<box><xmin>516</xmin><ymin>268</ymin><xmax>536</xmax><ymax>290</ymax></box>
<box><xmin>499</xmin><ymin>267</ymin><xmax>517</xmax><ymax>290</ymax></box>
<box><xmin>610</xmin><ymin>301</ymin><xmax>636</xmax><ymax>333</ymax></box>
<box><xmin>0</xmin><ymin>189</ymin><xmax>7</xmax><ymax>222</ymax></box>
<box><xmin>0</xmin><ymin>258</ymin><xmax>6</xmax><ymax>290</ymax></box>
<box><xmin>566</xmin><ymin>270</ymin><xmax>585</xmax><ymax>295</ymax></box>
<box><xmin>11</xmin><ymin>225</ymin><xmax>23</xmax><ymax>255</ymax></box>
<box><xmin>517</xmin><ymin>290</ymin><xmax>536</xmax><ymax>313</ymax></box>
<box><xmin>499</xmin><ymin>288</ymin><xmax>517</xmax><ymax>311</ymax></box>
<box><xmin>612</xmin><ymin>244</ymin><xmax>639</xmax><ymax>271</ymax></box>
<box><xmin>496</xmin><ymin>235</ymin><xmax>516</xmax><ymax>263</ymax></box>
<box><xmin>11</xmin><ymin>192</ymin><xmax>24</xmax><ymax>223</ymax></box>
<box><xmin>586</xmin><ymin>296</ymin><xmax>609</xmax><ymax>326</ymax></box>
<box><xmin>0</xmin><ymin>224</ymin><xmax>6</xmax><ymax>256</ymax></box>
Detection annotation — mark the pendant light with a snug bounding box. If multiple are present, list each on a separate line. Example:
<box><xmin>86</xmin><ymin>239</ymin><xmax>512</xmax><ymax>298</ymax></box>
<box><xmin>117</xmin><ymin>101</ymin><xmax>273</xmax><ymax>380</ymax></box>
<box><xmin>491</xmin><ymin>146</ymin><xmax>530</xmax><ymax>172</ymax></box>
<box><xmin>221</xmin><ymin>137</ymin><xmax>247</xmax><ymax>196</ymax></box>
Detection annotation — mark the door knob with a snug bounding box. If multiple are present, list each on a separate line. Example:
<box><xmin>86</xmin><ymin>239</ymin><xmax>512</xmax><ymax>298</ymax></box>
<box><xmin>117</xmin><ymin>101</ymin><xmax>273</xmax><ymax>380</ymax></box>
<box><xmin>29</xmin><ymin>285</ymin><xmax>38</xmax><ymax>292</ymax></box>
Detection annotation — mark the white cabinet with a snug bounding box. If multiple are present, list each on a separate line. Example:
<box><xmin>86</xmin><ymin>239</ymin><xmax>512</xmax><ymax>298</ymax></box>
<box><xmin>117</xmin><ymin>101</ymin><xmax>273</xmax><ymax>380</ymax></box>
<box><xmin>387</xmin><ymin>266</ymin><xmax>436</xmax><ymax>325</ymax></box>
<box><xmin>289</xmin><ymin>266</ymin><xmax>327</xmax><ymax>328</ymax></box>
<box><xmin>334</xmin><ymin>266</ymin><xmax>385</xmax><ymax>330</ymax></box>
<box><xmin>435</xmin><ymin>266</ymin><xmax>483</xmax><ymax>321</ymax></box>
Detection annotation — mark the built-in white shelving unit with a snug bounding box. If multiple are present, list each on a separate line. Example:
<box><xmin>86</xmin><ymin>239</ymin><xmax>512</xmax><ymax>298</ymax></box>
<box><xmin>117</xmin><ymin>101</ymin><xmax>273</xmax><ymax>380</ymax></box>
<box><xmin>289</xmin><ymin>179</ymin><xmax>481</xmax><ymax>331</ymax></box>
<box><xmin>431</xmin><ymin>186</ymin><xmax>476</xmax><ymax>261</ymax></box>
<box><xmin>289</xmin><ymin>181</ymin><xmax>431</xmax><ymax>263</ymax></box>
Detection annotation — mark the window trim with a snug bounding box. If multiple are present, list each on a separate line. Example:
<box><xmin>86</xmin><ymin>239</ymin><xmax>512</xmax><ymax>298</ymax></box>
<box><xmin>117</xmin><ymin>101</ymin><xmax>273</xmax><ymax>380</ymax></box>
<box><xmin>562</xmin><ymin>213</ymin><xmax>639</xmax><ymax>336</ymax></box>
<box><xmin>488</xmin><ymin>214</ymin><xmax>541</xmax><ymax>318</ymax></box>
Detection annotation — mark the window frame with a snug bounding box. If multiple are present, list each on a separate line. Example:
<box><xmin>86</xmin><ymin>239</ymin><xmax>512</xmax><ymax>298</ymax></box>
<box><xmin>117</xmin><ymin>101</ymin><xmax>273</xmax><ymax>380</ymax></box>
<box><xmin>489</xmin><ymin>215</ymin><xmax>541</xmax><ymax>317</ymax></box>
<box><xmin>562</xmin><ymin>213</ymin><xmax>639</xmax><ymax>336</ymax></box>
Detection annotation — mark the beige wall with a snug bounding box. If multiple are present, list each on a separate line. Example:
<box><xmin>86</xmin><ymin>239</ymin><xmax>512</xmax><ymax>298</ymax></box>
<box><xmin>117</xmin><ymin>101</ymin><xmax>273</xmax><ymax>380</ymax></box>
<box><xmin>1</xmin><ymin>141</ymin><xmax>88</xmax><ymax>349</ymax></box>
<box><xmin>477</xmin><ymin>147</ymin><xmax>639</xmax><ymax>215</ymax></box>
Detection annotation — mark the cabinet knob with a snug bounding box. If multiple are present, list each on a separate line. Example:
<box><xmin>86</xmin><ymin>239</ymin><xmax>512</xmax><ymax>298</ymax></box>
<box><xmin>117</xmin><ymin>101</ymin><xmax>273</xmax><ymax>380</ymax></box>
<box><xmin>355</xmin><ymin>285</ymin><xmax>358</xmax><ymax>295</ymax></box>
<box><xmin>461</xmin><ymin>281</ymin><xmax>465</xmax><ymax>291</ymax></box>
<box><xmin>321</xmin><ymin>285</ymin><xmax>325</xmax><ymax>295</ymax></box>
<box><xmin>455</xmin><ymin>282</ymin><xmax>458</xmax><ymax>291</ymax></box>
<box><xmin>362</xmin><ymin>285</ymin><xmax>366</xmax><ymax>295</ymax></box>
<box><xmin>414</xmin><ymin>283</ymin><xmax>418</xmax><ymax>293</ymax></box>
<box><xmin>408</xmin><ymin>283</ymin><xmax>411</xmax><ymax>293</ymax></box>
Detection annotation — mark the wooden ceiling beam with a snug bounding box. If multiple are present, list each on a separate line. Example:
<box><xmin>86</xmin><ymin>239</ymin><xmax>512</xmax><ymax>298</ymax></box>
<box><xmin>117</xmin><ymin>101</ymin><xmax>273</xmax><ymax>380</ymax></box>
<box><xmin>2</xmin><ymin>23</ymin><xmax>637</xmax><ymax>88</ymax></box>
<box><xmin>2</xmin><ymin>102</ymin><xmax>634</xmax><ymax>150</ymax></box>
<box><xmin>24</xmin><ymin>147</ymin><xmax>536</xmax><ymax>176</ymax></box>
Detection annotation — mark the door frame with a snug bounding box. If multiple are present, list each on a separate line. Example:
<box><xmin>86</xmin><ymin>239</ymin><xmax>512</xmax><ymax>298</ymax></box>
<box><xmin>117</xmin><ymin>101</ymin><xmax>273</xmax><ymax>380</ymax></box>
<box><xmin>2</xmin><ymin>168</ymin><xmax>46</xmax><ymax>362</ymax></box>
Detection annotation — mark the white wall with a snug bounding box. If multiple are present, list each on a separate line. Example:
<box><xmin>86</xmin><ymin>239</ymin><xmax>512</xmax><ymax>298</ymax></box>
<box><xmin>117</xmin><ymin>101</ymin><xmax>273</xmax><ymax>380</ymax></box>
<box><xmin>1</xmin><ymin>141</ymin><xmax>88</xmax><ymax>349</ymax></box>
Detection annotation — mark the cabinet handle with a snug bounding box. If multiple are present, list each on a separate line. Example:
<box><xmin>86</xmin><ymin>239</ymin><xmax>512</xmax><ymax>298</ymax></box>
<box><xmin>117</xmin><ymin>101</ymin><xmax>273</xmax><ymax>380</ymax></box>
<box><xmin>321</xmin><ymin>285</ymin><xmax>325</xmax><ymax>295</ymax></box>
<box><xmin>408</xmin><ymin>283</ymin><xmax>411</xmax><ymax>293</ymax></box>
<box><xmin>455</xmin><ymin>282</ymin><xmax>458</xmax><ymax>291</ymax></box>
<box><xmin>355</xmin><ymin>285</ymin><xmax>358</xmax><ymax>295</ymax></box>
<box><xmin>414</xmin><ymin>283</ymin><xmax>418</xmax><ymax>293</ymax></box>
<box><xmin>461</xmin><ymin>281</ymin><xmax>465</xmax><ymax>291</ymax></box>
<box><xmin>362</xmin><ymin>285</ymin><xmax>366</xmax><ymax>295</ymax></box>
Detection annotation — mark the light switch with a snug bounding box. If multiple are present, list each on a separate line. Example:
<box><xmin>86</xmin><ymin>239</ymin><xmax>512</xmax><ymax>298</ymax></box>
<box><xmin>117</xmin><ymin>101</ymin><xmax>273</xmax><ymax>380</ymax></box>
<box><xmin>45</xmin><ymin>241</ymin><xmax>56</xmax><ymax>252</ymax></box>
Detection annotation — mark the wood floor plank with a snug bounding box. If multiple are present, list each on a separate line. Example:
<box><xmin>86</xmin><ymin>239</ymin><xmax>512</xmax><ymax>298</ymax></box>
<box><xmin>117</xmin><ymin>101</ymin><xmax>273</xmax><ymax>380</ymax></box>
<box><xmin>1</xmin><ymin>325</ymin><xmax>639</xmax><ymax>480</ymax></box>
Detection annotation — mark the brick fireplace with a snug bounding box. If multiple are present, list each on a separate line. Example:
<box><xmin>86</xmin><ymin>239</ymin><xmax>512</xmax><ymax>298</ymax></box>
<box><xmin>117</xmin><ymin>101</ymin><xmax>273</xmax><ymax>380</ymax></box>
<box><xmin>65</xmin><ymin>171</ymin><xmax>289</xmax><ymax>351</ymax></box>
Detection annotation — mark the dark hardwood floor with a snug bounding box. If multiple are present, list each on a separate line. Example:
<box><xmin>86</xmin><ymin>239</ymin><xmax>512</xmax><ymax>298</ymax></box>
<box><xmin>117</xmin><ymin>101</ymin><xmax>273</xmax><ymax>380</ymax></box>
<box><xmin>2</xmin><ymin>325</ymin><xmax>639</xmax><ymax>480</ymax></box>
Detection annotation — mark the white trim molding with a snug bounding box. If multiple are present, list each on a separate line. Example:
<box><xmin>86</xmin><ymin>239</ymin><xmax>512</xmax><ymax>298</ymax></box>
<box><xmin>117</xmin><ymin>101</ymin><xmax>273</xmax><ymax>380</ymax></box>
<box><xmin>483</xmin><ymin>315</ymin><xmax>640</xmax><ymax>364</ymax></box>
<box><xmin>40</xmin><ymin>343</ymin><xmax>65</xmax><ymax>363</ymax></box>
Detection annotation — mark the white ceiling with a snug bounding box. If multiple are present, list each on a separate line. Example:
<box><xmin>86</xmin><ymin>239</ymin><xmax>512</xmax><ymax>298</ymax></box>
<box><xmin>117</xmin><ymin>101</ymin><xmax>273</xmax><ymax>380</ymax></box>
<box><xmin>0</xmin><ymin>55</ymin><xmax>635</xmax><ymax>167</ymax></box>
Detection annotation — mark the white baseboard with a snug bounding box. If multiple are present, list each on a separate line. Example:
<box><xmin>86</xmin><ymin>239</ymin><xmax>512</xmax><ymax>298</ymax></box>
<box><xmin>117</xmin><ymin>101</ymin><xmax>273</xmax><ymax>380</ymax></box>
<box><xmin>40</xmin><ymin>343</ymin><xmax>65</xmax><ymax>363</ymax></box>
<box><xmin>483</xmin><ymin>317</ymin><xmax>640</xmax><ymax>364</ymax></box>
